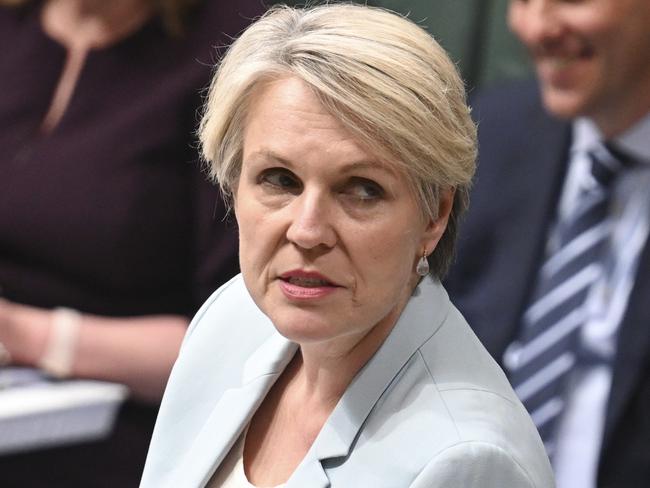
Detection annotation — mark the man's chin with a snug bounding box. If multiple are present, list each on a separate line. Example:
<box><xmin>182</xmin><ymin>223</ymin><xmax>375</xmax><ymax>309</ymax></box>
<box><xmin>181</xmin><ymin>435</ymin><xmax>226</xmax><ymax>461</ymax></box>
<box><xmin>539</xmin><ymin>84</ymin><xmax>587</xmax><ymax>120</ymax></box>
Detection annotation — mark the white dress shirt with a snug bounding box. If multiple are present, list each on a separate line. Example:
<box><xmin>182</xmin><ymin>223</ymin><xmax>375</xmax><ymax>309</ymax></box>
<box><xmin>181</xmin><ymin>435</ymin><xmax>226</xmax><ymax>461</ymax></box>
<box><xmin>551</xmin><ymin>114</ymin><xmax>650</xmax><ymax>488</ymax></box>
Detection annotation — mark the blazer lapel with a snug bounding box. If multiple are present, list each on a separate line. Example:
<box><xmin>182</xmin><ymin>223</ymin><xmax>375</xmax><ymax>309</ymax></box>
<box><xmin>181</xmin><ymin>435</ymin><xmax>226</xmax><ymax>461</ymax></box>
<box><xmin>170</xmin><ymin>333</ymin><xmax>298</xmax><ymax>488</ymax></box>
<box><xmin>285</xmin><ymin>278</ymin><xmax>450</xmax><ymax>487</ymax></box>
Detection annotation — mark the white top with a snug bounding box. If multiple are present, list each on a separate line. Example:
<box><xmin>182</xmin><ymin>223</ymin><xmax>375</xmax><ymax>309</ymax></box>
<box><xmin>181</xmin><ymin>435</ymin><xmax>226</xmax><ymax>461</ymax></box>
<box><xmin>207</xmin><ymin>427</ymin><xmax>285</xmax><ymax>488</ymax></box>
<box><xmin>551</xmin><ymin>113</ymin><xmax>650</xmax><ymax>488</ymax></box>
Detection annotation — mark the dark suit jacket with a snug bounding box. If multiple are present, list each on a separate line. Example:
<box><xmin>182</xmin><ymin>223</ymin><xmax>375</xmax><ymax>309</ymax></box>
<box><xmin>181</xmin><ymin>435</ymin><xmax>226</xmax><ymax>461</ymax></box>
<box><xmin>445</xmin><ymin>80</ymin><xmax>650</xmax><ymax>488</ymax></box>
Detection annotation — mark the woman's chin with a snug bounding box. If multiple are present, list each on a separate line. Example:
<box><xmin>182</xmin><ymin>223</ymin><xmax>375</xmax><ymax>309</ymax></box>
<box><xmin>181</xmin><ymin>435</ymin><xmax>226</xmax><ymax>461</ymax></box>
<box><xmin>266</xmin><ymin>308</ymin><xmax>345</xmax><ymax>345</ymax></box>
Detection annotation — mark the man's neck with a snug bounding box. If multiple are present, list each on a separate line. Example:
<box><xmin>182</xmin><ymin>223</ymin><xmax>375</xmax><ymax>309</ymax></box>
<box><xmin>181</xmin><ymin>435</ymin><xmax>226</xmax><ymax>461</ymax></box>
<box><xmin>591</xmin><ymin>92</ymin><xmax>650</xmax><ymax>140</ymax></box>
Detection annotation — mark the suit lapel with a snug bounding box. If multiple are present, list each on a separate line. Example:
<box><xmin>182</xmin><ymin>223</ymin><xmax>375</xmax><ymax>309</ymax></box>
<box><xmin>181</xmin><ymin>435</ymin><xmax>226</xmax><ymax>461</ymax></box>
<box><xmin>470</xmin><ymin>100</ymin><xmax>570</xmax><ymax>358</ymax></box>
<box><xmin>500</xmin><ymin>109</ymin><xmax>570</xmax><ymax>346</ymax></box>
<box><xmin>285</xmin><ymin>278</ymin><xmax>450</xmax><ymax>487</ymax></box>
<box><xmin>170</xmin><ymin>333</ymin><xmax>298</xmax><ymax>487</ymax></box>
<box><xmin>602</xmin><ymin>240</ymin><xmax>650</xmax><ymax>447</ymax></box>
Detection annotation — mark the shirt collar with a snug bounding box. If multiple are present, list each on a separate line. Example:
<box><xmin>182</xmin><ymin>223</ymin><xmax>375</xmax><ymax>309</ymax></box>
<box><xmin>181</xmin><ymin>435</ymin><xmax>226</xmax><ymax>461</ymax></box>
<box><xmin>572</xmin><ymin>113</ymin><xmax>650</xmax><ymax>166</ymax></box>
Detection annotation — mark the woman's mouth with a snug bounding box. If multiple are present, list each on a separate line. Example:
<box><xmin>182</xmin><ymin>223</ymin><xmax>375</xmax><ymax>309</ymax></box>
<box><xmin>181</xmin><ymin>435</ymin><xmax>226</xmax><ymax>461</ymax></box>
<box><xmin>278</xmin><ymin>270</ymin><xmax>340</xmax><ymax>300</ymax></box>
<box><xmin>285</xmin><ymin>276</ymin><xmax>332</xmax><ymax>287</ymax></box>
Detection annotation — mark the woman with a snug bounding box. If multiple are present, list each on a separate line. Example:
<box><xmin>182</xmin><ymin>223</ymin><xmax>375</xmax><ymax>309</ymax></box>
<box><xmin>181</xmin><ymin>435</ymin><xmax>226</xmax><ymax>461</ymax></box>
<box><xmin>141</xmin><ymin>5</ymin><xmax>555</xmax><ymax>487</ymax></box>
<box><xmin>0</xmin><ymin>0</ymin><xmax>262</xmax><ymax>486</ymax></box>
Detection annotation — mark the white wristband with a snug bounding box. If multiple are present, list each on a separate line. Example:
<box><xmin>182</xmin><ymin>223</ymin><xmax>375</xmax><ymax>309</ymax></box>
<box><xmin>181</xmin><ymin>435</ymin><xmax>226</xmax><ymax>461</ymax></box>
<box><xmin>38</xmin><ymin>307</ymin><xmax>82</xmax><ymax>378</ymax></box>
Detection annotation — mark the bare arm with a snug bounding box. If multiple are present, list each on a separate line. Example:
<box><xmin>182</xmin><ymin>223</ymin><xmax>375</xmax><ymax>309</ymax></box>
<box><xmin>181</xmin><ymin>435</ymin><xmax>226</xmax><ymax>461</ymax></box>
<box><xmin>0</xmin><ymin>299</ymin><xmax>187</xmax><ymax>403</ymax></box>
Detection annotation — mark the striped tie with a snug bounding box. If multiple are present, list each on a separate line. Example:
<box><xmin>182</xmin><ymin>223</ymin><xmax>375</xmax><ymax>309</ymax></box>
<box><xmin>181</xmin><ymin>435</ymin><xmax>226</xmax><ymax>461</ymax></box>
<box><xmin>503</xmin><ymin>143</ymin><xmax>629</xmax><ymax>455</ymax></box>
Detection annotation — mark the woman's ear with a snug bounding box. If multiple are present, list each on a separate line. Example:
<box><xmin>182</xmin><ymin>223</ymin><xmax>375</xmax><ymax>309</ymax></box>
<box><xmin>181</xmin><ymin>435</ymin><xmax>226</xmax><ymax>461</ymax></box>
<box><xmin>421</xmin><ymin>187</ymin><xmax>455</xmax><ymax>254</ymax></box>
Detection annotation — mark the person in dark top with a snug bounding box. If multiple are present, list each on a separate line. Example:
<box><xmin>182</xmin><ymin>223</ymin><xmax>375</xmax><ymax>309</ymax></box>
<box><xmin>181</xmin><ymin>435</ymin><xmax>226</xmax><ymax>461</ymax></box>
<box><xmin>0</xmin><ymin>0</ymin><xmax>264</xmax><ymax>486</ymax></box>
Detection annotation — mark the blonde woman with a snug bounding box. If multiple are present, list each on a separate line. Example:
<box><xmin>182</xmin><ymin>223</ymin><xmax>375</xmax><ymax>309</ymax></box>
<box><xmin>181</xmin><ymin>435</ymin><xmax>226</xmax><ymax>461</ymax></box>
<box><xmin>141</xmin><ymin>5</ymin><xmax>555</xmax><ymax>487</ymax></box>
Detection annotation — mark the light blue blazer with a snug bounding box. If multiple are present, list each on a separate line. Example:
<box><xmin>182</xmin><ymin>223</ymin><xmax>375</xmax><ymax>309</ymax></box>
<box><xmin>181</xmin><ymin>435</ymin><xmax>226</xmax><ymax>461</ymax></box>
<box><xmin>140</xmin><ymin>275</ymin><xmax>554</xmax><ymax>487</ymax></box>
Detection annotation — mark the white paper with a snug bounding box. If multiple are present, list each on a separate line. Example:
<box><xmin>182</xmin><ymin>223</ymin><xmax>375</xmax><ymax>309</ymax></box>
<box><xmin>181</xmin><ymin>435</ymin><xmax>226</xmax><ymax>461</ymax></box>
<box><xmin>0</xmin><ymin>367</ymin><xmax>128</xmax><ymax>454</ymax></box>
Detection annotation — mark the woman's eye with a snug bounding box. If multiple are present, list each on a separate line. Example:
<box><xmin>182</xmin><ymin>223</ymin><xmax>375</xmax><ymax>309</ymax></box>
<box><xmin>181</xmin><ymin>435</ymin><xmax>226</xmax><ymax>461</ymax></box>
<box><xmin>259</xmin><ymin>168</ymin><xmax>301</xmax><ymax>193</ymax></box>
<box><xmin>344</xmin><ymin>178</ymin><xmax>384</xmax><ymax>201</ymax></box>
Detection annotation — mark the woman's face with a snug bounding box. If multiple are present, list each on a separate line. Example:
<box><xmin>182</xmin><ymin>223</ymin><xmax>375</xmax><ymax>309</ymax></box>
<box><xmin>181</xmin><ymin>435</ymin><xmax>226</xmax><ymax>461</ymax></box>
<box><xmin>234</xmin><ymin>77</ymin><xmax>451</xmax><ymax>353</ymax></box>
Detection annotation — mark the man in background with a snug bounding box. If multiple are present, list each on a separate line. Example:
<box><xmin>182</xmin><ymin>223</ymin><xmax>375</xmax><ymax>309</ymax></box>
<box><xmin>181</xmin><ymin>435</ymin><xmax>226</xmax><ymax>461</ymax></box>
<box><xmin>445</xmin><ymin>0</ymin><xmax>650</xmax><ymax>486</ymax></box>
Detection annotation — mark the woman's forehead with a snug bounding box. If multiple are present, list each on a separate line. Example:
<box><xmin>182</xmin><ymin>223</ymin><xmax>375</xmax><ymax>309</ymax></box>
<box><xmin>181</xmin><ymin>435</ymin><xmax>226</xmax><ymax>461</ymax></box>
<box><xmin>243</xmin><ymin>77</ymin><xmax>406</xmax><ymax>174</ymax></box>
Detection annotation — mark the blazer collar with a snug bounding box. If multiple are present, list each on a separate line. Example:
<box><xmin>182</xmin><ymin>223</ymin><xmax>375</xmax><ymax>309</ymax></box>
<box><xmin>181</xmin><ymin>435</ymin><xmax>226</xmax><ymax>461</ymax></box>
<box><xmin>171</xmin><ymin>332</ymin><xmax>298</xmax><ymax>488</ymax></box>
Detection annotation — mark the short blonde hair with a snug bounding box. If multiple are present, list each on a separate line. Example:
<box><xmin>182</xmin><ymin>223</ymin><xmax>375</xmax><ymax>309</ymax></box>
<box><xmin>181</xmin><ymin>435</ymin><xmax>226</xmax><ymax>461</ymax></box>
<box><xmin>200</xmin><ymin>3</ymin><xmax>477</xmax><ymax>278</ymax></box>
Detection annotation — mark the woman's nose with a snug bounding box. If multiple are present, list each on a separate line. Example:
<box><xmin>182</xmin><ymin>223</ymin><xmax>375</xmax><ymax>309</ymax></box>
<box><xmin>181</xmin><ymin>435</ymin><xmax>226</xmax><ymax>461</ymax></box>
<box><xmin>286</xmin><ymin>191</ymin><xmax>337</xmax><ymax>251</ymax></box>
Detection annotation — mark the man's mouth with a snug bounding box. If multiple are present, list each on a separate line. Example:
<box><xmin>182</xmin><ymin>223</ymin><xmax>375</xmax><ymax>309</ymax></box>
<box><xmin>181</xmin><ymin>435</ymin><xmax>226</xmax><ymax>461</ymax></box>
<box><xmin>534</xmin><ymin>43</ymin><xmax>594</xmax><ymax>69</ymax></box>
<box><xmin>545</xmin><ymin>56</ymin><xmax>574</xmax><ymax>68</ymax></box>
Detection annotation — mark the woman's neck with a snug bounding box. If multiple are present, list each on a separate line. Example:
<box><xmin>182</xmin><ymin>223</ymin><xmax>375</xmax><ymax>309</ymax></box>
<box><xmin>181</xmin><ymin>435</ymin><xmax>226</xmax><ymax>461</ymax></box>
<box><xmin>294</xmin><ymin>303</ymin><xmax>404</xmax><ymax>412</ymax></box>
<box><xmin>41</xmin><ymin>0</ymin><xmax>154</xmax><ymax>50</ymax></box>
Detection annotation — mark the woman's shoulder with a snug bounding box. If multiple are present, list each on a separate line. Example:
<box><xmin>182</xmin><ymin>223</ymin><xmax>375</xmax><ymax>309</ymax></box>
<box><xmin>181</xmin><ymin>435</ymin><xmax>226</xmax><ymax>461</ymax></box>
<box><xmin>172</xmin><ymin>274</ymin><xmax>279</xmax><ymax>383</ymax></box>
<box><xmin>345</xmin><ymin>332</ymin><xmax>552</xmax><ymax>486</ymax></box>
<box><xmin>0</xmin><ymin>3</ymin><xmax>38</xmax><ymax>42</ymax></box>
<box><xmin>413</xmin><ymin>304</ymin><xmax>553</xmax><ymax>484</ymax></box>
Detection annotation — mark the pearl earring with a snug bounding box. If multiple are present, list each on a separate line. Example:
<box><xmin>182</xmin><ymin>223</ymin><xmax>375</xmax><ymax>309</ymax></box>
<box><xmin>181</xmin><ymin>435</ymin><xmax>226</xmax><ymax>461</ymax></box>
<box><xmin>416</xmin><ymin>249</ymin><xmax>430</xmax><ymax>276</ymax></box>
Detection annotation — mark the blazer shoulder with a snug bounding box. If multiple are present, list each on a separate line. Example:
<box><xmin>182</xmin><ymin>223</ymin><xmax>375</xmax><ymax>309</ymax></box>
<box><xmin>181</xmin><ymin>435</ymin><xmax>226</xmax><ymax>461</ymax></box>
<box><xmin>416</xmin><ymin>305</ymin><xmax>518</xmax><ymax>402</ymax></box>
<box><xmin>410</xmin><ymin>307</ymin><xmax>554</xmax><ymax>486</ymax></box>
<box><xmin>410</xmin><ymin>441</ymin><xmax>555</xmax><ymax>488</ymax></box>
<box><xmin>182</xmin><ymin>274</ymin><xmax>272</xmax><ymax>345</ymax></box>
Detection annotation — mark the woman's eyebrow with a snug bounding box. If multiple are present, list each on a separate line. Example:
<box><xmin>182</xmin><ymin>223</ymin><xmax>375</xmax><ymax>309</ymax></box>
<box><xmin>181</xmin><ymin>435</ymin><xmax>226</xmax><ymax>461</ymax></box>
<box><xmin>245</xmin><ymin>150</ymin><xmax>294</xmax><ymax>168</ymax></box>
<box><xmin>339</xmin><ymin>161</ymin><xmax>398</xmax><ymax>178</ymax></box>
<box><xmin>245</xmin><ymin>150</ymin><xmax>396</xmax><ymax>178</ymax></box>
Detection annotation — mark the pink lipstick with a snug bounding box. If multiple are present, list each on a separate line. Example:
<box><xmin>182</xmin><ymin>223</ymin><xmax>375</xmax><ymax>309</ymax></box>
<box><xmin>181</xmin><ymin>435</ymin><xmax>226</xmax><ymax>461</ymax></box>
<box><xmin>278</xmin><ymin>270</ymin><xmax>340</xmax><ymax>300</ymax></box>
